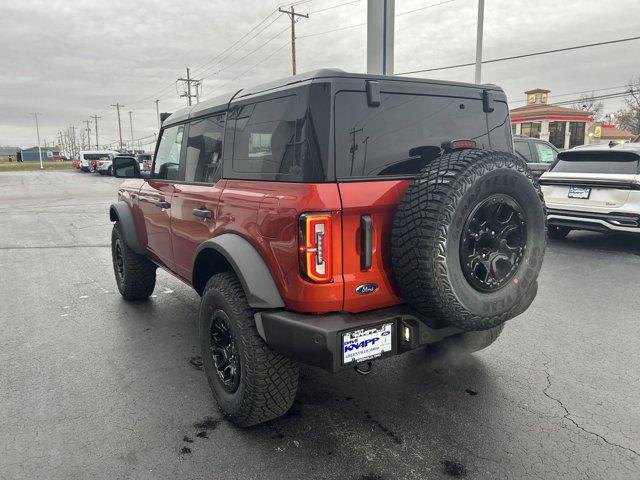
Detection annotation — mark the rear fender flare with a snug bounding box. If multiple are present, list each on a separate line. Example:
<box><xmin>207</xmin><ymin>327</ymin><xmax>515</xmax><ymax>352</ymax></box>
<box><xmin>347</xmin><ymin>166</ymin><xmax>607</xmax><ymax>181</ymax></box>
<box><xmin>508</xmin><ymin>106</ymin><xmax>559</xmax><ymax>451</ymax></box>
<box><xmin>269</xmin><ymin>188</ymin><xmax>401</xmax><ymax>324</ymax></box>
<box><xmin>109</xmin><ymin>202</ymin><xmax>143</xmax><ymax>254</ymax></box>
<box><xmin>193</xmin><ymin>234</ymin><xmax>285</xmax><ymax>310</ymax></box>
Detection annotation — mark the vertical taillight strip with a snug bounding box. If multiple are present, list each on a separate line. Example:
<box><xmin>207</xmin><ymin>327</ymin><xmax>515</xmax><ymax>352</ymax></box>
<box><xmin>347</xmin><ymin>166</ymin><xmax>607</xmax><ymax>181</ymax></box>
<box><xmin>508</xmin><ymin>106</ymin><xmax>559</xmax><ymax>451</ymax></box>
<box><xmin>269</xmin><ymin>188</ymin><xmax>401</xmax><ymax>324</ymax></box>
<box><xmin>299</xmin><ymin>213</ymin><xmax>333</xmax><ymax>283</ymax></box>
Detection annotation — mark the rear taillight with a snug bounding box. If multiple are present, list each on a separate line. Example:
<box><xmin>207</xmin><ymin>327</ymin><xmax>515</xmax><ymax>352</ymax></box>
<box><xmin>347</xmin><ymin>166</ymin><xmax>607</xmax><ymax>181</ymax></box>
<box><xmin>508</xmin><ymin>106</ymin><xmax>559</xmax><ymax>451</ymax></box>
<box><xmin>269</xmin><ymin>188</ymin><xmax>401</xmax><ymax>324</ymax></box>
<box><xmin>299</xmin><ymin>213</ymin><xmax>332</xmax><ymax>283</ymax></box>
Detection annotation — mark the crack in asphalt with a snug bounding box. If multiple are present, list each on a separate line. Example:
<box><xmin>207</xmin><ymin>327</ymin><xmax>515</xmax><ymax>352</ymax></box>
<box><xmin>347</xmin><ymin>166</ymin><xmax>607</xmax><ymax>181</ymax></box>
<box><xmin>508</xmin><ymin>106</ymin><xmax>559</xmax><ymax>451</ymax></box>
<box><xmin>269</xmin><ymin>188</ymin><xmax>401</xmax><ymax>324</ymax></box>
<box><xmin>542</xmin><ymin>365</ymin><xmax>640</xmax><ymax>459</ymax></box>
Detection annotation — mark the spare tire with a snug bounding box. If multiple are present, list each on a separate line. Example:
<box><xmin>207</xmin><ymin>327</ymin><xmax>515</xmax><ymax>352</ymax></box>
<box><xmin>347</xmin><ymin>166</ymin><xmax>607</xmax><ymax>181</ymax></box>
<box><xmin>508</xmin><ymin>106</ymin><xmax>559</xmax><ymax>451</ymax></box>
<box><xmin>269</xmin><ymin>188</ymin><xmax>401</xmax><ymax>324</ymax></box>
<box><xmin>391</xmin><ymin>149</ymin><xmax>546</xmax><ymax>331</ymax></box>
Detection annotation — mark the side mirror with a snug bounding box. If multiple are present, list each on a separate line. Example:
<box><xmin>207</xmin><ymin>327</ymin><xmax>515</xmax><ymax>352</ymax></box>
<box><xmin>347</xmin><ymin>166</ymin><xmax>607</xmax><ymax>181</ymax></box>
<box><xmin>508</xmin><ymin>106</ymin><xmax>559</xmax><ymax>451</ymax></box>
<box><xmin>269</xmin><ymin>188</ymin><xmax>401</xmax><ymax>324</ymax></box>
<box><xmin>112</xmin><ymin>157</ymin><xmax>140</xmax><ymax>178</ymax></box>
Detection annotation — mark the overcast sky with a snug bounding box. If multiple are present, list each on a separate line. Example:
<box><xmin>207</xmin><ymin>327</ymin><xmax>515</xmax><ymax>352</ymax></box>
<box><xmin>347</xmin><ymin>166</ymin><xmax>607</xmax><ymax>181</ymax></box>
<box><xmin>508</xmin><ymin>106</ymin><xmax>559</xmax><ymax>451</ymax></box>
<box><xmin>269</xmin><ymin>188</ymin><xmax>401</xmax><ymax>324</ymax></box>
<box><xmin>1</xmin><ymin>0</ymin><xmax>638</xmax><ymax>148</ymax></box>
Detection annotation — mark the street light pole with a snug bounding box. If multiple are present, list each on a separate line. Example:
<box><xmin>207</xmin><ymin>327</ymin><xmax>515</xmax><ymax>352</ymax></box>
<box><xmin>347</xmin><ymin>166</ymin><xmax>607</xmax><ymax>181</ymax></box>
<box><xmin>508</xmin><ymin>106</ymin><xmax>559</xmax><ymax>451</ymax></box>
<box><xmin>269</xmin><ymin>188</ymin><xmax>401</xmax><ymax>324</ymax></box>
<box><xmin>128</xmin><ymin>111</ymin><xmax>134</xmax><ymax>152</ymax></box>
<box><xmin>110</xmin><ymin>103</ymin><xmax>124</xmax><ymax>149</ymax></box>
<box><xmin>30</xmin><ymin>113</ymin><xmax>43</xmax><ymax>169</ymax></box>
<box><xmin>155</xmin><ymin>99</ymin><xmax>160</xmax><ymax>130</ymax></box>
<box><xmin>474</xmin><ymin>0</ymin><xmax>485</xmax><ymax>84</ymax></box>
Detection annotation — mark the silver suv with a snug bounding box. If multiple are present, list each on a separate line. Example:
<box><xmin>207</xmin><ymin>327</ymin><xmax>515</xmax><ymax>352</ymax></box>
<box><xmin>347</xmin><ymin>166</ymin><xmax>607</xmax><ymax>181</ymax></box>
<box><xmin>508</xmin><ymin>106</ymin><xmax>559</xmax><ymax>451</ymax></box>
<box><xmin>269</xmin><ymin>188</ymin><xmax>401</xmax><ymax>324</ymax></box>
<box><xmin>540</xmin><ymin>143</ymin><xmax>640</xmax><ymax>238</ymax></box>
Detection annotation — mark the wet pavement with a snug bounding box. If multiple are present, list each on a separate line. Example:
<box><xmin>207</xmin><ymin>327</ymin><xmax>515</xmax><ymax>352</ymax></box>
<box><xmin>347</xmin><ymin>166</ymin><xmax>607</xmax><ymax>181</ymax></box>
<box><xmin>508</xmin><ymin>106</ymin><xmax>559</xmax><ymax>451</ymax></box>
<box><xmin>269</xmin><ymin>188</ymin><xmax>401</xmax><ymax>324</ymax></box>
<box><xmin>1</xmin><ymin>170</ymin><xmax>639</xmax><ymax>479</ymax></box>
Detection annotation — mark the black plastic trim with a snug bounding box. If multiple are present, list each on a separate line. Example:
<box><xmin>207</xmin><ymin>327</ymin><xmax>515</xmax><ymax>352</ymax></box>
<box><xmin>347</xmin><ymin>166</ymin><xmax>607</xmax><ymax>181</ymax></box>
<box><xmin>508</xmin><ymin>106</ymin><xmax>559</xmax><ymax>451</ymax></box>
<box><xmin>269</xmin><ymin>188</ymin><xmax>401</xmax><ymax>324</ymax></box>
<box><xmin>193</xmin><ymin>234</ymin><xmax>285</xmax><ymax>309</ymax></box>
<box><xmin>255</xmin><ymin>306</ymin><xmax>462</xmax><ymax>372</ymax></box>
<box><xmin>109</xmin><ymin>202</ymin><xmax>143</xmax><ymax>254</ymax></box>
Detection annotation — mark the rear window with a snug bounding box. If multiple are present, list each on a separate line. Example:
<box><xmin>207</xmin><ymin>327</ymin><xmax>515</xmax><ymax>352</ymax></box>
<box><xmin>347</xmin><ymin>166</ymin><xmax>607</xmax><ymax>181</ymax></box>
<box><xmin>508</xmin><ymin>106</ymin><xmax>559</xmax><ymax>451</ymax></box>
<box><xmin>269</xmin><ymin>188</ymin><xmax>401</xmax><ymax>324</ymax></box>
<box><xmin>83</xmin><ymin>154</ymin><xmax>109</xmax><ymax>161</ymax></box>
<box><xmin>334</xmin><ymin>91</ymin><xmax>491</xmax><ymax>178</ymax></box>
<box><xmin>552</xmin><ymin>151</ymin><xmax>640</xmax><ymax>174</ymax></box>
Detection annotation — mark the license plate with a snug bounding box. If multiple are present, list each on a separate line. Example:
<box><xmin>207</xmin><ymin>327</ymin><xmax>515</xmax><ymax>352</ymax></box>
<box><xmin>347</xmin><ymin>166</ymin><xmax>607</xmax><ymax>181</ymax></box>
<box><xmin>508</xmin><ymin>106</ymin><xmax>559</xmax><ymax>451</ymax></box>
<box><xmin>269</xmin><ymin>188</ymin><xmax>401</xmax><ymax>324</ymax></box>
<box><xmin>568</xmin><ymin>187</ymin><xmax>591</xmax><ymax>199</ymax></box>
<box><xmin>342</xmin><ymin>323</ymin><xmax>393</xmax><ymax>365</ymax></box>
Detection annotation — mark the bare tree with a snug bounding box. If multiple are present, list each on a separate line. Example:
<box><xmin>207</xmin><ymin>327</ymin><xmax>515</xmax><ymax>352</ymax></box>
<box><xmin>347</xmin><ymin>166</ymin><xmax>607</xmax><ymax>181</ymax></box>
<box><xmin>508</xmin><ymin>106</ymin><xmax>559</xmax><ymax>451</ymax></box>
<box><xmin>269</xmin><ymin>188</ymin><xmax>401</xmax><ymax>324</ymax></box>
<box><xmin>572</xmin><ymin>93</ymin><xmax>604</xmax><ymax>121</ymax></box>
<box><xmin>615</xmin><ymin>76</ymin><xmax>640</xmax><ymax>134</ymax></box>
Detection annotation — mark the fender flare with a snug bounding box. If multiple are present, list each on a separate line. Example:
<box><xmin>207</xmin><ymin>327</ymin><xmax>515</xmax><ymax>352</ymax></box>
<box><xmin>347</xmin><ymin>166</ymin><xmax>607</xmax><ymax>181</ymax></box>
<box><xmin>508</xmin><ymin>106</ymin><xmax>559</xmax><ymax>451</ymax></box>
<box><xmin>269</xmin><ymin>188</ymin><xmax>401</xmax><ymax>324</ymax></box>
<box><xmin>109</xmin><ymin>202</ymin><xmax>143</xmax><ymax>254</ymax></box>
<box><xmin>193</xmin><ymin>234</ymin><xmax>285</xmax><ymax>310</ymax></box>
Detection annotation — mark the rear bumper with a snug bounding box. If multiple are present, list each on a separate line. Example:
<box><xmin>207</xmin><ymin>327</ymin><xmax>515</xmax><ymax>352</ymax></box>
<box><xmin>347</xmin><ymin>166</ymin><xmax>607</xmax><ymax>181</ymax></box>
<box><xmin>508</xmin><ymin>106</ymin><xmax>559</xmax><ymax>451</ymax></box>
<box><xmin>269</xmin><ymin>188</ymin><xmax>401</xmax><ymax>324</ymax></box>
<box><xmin>547</xmin><ymin>207</ymin><xmax>640</xmax><ymax>233</ymax></box>
<box><xmin>255</xmin><ymin>306</ymin><xmax>462</xmax><ymax>373</ymax></box>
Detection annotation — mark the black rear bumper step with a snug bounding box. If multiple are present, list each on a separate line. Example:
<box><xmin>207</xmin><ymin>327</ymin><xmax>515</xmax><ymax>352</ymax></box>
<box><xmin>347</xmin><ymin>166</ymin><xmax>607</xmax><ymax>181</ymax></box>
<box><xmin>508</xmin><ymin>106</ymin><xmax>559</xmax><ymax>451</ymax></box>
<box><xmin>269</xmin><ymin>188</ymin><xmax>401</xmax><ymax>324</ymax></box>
<box><xmin>255</xmin><ymin>306</ymin><xmax>461</xmax><ymax>372</ymax></box>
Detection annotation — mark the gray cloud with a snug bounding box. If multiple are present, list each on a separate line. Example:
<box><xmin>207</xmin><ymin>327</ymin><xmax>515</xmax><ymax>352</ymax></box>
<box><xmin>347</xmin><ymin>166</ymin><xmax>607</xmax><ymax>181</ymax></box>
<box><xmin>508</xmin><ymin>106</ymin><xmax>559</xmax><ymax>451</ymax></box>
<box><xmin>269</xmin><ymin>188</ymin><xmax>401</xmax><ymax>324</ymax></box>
<box><xmin>1</xmin><ymin>0</ymin><xmax>638</xmax><ymax>148</ymax></box>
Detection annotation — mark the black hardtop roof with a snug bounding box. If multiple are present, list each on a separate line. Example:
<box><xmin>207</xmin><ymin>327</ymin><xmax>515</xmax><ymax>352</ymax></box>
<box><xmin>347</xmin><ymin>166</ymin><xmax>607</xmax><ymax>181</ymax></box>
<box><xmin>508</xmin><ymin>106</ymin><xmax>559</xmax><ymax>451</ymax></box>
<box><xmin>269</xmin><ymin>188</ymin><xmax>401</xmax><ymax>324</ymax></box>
<box><xmin>164</xmin><ymin>69</ymin><xmax>503</xmax><ymax>126</ymax></box>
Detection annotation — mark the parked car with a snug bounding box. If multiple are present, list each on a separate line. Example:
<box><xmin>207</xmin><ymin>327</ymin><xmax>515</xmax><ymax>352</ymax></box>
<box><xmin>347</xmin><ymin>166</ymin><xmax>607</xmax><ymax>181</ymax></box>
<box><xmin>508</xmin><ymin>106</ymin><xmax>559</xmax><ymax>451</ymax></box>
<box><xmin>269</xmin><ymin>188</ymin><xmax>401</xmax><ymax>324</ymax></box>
<box><xmin>540</xmin><ymin>143</ymin><xmax>640</xmax><ymax>238</ymax></box>
<box><xmin>79</xmin><ymin>150</ymin><xmax>117</xmax><ymax>172</ymax></box>
<box><xmin>109</xmin><ymin>69</ymin><xmax>546</xmax><ymax>427</ymax></box>
<box><xmin>513</xmin><ymin>135</ymin><xmax>559</xmax><ymax>177</ymax></box>
<box><xmin>136</xmin><ymin>153</ymin><xmax>153</xmax><ymax>172</ymax></box>
<box><xmin>96</xmin><ymin>158</ymin><xmax>113</xmax><ymax>175</ymax></box>
<box><xmin>72</xmin><ymin>158</ymin><xmax>81</xmax><ymax>169</ymax></box>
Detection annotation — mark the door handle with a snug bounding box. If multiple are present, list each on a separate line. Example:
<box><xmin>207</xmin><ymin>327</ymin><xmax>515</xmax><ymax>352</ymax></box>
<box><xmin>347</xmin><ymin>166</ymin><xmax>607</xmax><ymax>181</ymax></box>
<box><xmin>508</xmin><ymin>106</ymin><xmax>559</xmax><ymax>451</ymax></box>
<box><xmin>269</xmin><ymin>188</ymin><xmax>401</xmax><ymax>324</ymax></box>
<box><xmin>360</xmin><ymin>215</ymin><xmax>372</xmax><ymax>270</ymax></box>
<box><xmin>192</xmin><ymin>208</ymin><xmax>212</xmax><ymax>219</ymax></box>
<box><xmin>154</xmin><ymin>200</ymin><xmax>170</xmax><ymax>209</ymax></box>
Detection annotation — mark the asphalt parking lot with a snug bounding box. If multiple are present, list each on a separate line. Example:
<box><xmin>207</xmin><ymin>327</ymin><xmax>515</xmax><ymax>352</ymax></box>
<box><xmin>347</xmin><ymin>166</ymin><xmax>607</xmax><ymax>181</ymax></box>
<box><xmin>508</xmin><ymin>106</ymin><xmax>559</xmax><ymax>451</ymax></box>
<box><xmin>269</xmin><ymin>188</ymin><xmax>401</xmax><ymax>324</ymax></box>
<box><xmin>1</xmin><ymin>170</ymin><xmax>639</xmax><ymax>480</ymax></box>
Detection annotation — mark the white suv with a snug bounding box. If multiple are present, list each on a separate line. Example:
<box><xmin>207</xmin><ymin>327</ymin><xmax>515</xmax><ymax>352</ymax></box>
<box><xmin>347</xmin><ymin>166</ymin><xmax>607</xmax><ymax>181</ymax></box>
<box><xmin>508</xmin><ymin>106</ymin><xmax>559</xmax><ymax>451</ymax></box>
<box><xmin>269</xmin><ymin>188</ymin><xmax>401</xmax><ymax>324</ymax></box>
<box><xmin>540</xmin><ymin>143</ymin><xmax>640</xmax><ymax>238</ymax></box>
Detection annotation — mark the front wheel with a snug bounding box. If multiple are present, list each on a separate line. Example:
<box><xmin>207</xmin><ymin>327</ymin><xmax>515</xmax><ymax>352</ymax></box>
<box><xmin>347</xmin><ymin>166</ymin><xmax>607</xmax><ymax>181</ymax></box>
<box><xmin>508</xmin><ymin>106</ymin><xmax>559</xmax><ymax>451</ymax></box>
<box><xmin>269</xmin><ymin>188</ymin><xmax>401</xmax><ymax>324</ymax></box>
<box><xmin>199</xmin><ymin>272</ymin><xmax>299</xmax><ymax>427</ymax></box>
<box><xmin>111</xmin><ymin>222</ymin><xmax>156</xmax><ymax>300</ymax></box>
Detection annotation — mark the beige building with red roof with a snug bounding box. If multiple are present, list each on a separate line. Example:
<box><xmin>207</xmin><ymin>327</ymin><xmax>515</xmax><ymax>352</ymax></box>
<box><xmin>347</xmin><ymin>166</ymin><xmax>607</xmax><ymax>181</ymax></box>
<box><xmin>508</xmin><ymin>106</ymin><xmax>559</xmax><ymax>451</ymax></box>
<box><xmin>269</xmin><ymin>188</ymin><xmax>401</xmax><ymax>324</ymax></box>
<box><xmin>510</xmin><ymin>88</ymin><xmax>593</xmax><ymax>149</ymax></box>
<box><xmin>591</xmin><ymin>124</ymin><xmax>635</xmax><ymax>145</ymax></box>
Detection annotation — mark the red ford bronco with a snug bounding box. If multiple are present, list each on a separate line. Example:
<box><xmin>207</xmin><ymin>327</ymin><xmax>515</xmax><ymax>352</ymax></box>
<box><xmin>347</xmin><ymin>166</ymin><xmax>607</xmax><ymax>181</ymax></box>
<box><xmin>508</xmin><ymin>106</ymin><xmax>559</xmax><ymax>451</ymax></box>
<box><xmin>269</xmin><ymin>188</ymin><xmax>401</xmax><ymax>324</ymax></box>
<box><xmin>110</xmin><ymin>70</ymin><xmax>546</xmax><ymax>427</ymax></box>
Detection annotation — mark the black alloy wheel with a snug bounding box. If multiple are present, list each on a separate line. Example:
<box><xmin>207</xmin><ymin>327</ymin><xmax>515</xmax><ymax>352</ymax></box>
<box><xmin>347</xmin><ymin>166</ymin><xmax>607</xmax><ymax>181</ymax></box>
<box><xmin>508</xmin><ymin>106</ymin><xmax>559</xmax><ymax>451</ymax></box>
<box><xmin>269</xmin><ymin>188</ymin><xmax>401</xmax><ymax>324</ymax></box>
<box><xmin>209</xmin><ymin>309</ymin><xmax>240</xmax><ymax>393</ymax></box>
<box><xmin>460</xmin><ymin>194</ymin><xmax>527</xmax><ymax>292</ymax></box>
<box><xmin>114</xmin><ymin>239</ymin><xmax>125</xmax><ymax>281</ymax></box>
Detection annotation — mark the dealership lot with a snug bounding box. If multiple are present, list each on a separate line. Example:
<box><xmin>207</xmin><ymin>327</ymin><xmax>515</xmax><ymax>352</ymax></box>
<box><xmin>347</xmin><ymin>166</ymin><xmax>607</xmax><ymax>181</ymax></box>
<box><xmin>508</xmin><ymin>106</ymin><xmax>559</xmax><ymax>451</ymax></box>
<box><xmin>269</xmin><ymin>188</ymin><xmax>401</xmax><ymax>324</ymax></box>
<box><xmin>1</xmin><ymin>170</ymin><xmax>639</xmax><ymax>479</ymax></box>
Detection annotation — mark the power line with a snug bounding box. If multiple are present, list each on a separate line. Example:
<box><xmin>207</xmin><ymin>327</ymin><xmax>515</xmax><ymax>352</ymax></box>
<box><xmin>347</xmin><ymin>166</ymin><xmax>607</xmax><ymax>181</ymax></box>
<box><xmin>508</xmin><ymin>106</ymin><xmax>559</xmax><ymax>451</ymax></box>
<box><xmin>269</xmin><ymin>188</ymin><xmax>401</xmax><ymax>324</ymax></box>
<box><xmin>308</xmin><ymin>0</ymin><xmax>361</xmax><ymax>15</ymax></box>
<box><xmin>206</xmin><ymin>41</ymin><xmax>290</xmax><ymax>98</ymax></box>
<box><xmin>298</xmin><ymin>0</ymin><xmax>454</xmax><ymax>39</ymax></box>
<box><xmin>190</xmin><ymin>14</ymin><xmax>283</xmax><ymax>78</ymax></box>
<box><xmin>510</xmin><ymin>85</ymin><xmax>628</xmax><ymax>106</ymax></box>
<box><xmin>397</xmin><ymin>35</ymin><xmax>640</xmax><ymax>76</ymax></box>
<box><xmin>199</xmin><ymin>25</ymin><xmax>291</xmax><ymax>82</ymax></box>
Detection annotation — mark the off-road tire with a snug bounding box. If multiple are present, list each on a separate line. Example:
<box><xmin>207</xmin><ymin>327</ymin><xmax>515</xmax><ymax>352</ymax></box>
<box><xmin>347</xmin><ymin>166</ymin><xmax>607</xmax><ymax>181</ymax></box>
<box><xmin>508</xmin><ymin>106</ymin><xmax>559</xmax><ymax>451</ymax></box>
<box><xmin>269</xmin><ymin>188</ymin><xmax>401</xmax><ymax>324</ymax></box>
<box><xmin>111</xmin><ymin>222</ymin><xmax>156</xmax><ymax>300</ymax></box>
<box><xmin>199</xmin><ymin>272</ymin><xmax>299</xmax><ymax>427</ymax></box>
<box><xmin>548</xmin><ymin>225</ymin><xmax>570</xmax><ymax>239</ymax></box>
<box><xmin>391</xmin><ymin>149</ymin><xmax>546</xmax><ymax>332</ymax></box>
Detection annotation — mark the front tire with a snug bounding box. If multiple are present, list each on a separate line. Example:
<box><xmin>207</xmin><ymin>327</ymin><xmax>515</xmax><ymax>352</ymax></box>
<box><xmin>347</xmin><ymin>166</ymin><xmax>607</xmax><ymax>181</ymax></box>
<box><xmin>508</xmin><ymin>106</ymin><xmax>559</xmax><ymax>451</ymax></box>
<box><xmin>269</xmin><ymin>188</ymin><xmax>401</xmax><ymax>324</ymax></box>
<box><xmin>111</xmin><ymin>222</ymin><xmax>156</xmax><ymax>300</ymax></box>
<box><xmin>199</xmin><ymin>272</ymin><xmax>299</xmax><ymax>427</ymax></box>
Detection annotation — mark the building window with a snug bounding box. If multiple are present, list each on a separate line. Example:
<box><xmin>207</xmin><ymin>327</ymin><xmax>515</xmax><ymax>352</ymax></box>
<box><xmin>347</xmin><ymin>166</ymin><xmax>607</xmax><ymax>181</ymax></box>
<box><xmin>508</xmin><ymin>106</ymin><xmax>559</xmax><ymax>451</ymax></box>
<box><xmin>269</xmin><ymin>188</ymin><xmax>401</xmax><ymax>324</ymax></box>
<box><xmin>548</xmin><ymin>121</ymin><xmax>566</xmax><ymax>149</ymax></box>
<box><xmin>520</xmin><ymin>122</ymin><xmax>541</xmax><ymax>139</ymax></box>
<box><xmin>569</xmin><ymin>122</ymin><xmax>585</xmax><ymax>148</ymax></box>
<box><xmin>511</xmin><ymin>124</ymin><xmax>517</xmax><ymax>135</ymax></box>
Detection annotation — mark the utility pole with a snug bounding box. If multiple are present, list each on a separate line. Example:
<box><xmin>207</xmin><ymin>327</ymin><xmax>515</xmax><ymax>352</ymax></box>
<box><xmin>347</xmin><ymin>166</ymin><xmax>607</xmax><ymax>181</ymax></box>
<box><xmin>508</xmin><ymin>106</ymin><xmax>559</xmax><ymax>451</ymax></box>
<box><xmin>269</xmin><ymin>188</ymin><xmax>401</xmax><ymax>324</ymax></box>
<box><xmin>367</xmin><ymin>0</ymin><xmax>394</xmax><ymax>75</ymax></box>
<box><xmin>91</xmin><ymin>115</ymin><xmax>101</xmax><ymax>149</ymax></box>
<box><xmin>155</xmin><ymin>99</ymin><xmax>160</xmax><ymax>129</ymax></box>
<box><xmin>110</xmin><ymin>103</ymin><xmax>124</xmax><ymax>149</ymax></box>
<box><xmin>82</xmin><ymin>120</ymin><xmax>92</xmax><ymax>150</ymax></box>
<box><xmin>30</xmin><ymin>113</ymin><xmax>43</xmax><ymax>169</ymax></box>
<box><xmin>128</xmin><ymin>111</ymin><xmax>134</xmax><ymax>152</ymax></box>
<box><xmin>279</xmin><ymin>6</ymin><xmax>308</xmax><ymax>75</ymax></box>
<box><xmin>474</xmin><ymin>0</ymin><xmax>485</xmax><ymax>84</ymax></box>
<box><xmin>177</xmin><ymin>68</ymin><xmax>200</xmax><ymax>106</ymax></box>
<box><xmin>70</xmin><ymin>125</ymin><xmax>77</xmax><ymax>158</ymax></box>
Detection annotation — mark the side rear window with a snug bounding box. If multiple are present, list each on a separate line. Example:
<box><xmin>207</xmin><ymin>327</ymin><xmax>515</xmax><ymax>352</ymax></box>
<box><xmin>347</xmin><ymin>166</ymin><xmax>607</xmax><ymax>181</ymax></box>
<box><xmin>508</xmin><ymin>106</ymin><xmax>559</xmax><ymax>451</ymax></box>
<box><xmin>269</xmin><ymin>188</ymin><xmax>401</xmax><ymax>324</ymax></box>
<box><xmin>153</xmin><ymin>125</ymin><xmax>184</xmax><ymax>180</ymax></box>
<box><xmin>514</xmin><ymin>140</ymin><xmax>533</xmax><ymax>161</ymax></box>
<box><xmin>231</xmin><ymin>96</ymin><xmax>300</xmax><ymax>178</ymax></box>
<box><xmin>552</xmin><ymin>152</ymin><xmax>640</xmax><ymax>174</ymax></box>
<box><xmin>334</xmin><ymin>91</ymin><xmax>490</xmax><ymax>178</ymax></box>
<box><xmin>183</xmin><ymin>113</ymin><xmax>225</xmax><ymax>183</ymax></box>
